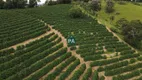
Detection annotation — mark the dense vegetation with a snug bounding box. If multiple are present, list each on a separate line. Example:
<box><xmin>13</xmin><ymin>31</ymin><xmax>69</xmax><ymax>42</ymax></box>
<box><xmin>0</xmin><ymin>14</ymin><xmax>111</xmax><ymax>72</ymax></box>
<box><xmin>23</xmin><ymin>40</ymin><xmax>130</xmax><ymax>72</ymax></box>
<box><xmin>0</xmin><ymin>11</ymin><xmax>48</xmax><ymax>49</ymax></box>
<box><xmin>0</xmin><ymin>0</ymin><xmax>39</xmax><ymax>9</ymax></box>
<box><xmin>0</xmin><ymin>0</ymin><xmax>142</xmax><ymax>80</ymax></box>
<box><xmin>116</xmin><ymin>18</ymin><xmax>142</xmax><ymax>49</ymax></box>
<box><xmin>78</xmin><ymin>0</ymin><xmax>142</xmax><ymax>50</ymax></box>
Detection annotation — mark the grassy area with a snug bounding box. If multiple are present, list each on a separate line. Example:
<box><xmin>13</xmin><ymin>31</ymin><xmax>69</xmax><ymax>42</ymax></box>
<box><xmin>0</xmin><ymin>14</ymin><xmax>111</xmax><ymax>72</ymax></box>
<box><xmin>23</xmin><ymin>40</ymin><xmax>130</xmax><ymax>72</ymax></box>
<box><xmin>96</xmin><ymin>1</ymin><xmax>142</xmax><ymax>51</ymax></box>
<box><xmin>97</xmin><ymin>1</ymin><xmax>142</xmax><ymax>28</ymax></box>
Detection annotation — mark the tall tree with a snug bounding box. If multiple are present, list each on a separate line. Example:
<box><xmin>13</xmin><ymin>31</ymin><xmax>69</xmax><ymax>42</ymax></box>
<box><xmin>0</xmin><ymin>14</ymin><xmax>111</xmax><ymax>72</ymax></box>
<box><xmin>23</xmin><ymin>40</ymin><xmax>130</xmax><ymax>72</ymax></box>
<box><xmin>29</xmin><ymin>0</ymin><xmax>38</xmax><ymax>7</ymax></box>
<box><xmin>2</xmin><ymin>0</ymin><xmax>27</xmax><ymax>9</ymax></box>
<box><xmin>90</xmin><ymin>0</ymin><xmax>101</xmax><ymax>11</ymax></box>
<box><xmin>58</xmin><ymin>0</ymin><xmax>71</xmax><ymax>4</ymax></box>
<box><xmin>4</xmin><ymin>0</ymin><xmax>13</xmax><ymax>9</ymax></box>
<box><xmin>0</xmin><ymin>0</ymin><xmax>5</xmax><ymax>9</ymax></box>
<box><xmin>12</xmin><ymin>0</ymin><xmax>27</xmax><ymax>8</ymax></box>
<box><xmin>120</xmin><ymin>19</ymin><xmax>142</xmax><ymax>49</ymax></box>
<box><xmin>0</xmin><ymin>0</ymin><xmax>40</xmax><ymax>9</ymax></box>
<box><xmin>105</xmin><ymin>0</ymin><xmax>115</xmax><ymax>13</ymax></box>
<box><xmin>17</xmin><ymin>0</ymin><xmax>27</xmax><ymax>8</ymax></box>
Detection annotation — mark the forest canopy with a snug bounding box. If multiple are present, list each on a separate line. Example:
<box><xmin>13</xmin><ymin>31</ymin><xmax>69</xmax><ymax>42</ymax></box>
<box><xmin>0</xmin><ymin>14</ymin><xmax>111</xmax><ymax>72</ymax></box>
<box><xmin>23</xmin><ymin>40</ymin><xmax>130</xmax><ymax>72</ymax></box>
<box><xmin>0</xmin><ymin>0</ymin><xmax>39</xmax><ymax>9</ymax></box>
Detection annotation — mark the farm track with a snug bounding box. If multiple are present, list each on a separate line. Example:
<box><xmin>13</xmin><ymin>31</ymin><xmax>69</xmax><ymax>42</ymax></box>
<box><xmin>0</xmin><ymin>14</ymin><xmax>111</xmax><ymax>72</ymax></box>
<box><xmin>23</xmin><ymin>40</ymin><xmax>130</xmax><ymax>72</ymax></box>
<box><xmin>47</xmin><ymin>24</ymin><xmax>90</xmax><ymax>67</ymax></box>
<box><xmin>1</xmin><ymin>7</ymin><xmax>140</xmax><ymax>79</ymax></box>
<box><xmin>33</xmin><ymin>20</ymin><xmax>90</xmax><ymax>79</ymax></box>
<box><xmin>47</xmin><ymin>24</ymin><xmax>90</xmax><ymax>79</ymax></box>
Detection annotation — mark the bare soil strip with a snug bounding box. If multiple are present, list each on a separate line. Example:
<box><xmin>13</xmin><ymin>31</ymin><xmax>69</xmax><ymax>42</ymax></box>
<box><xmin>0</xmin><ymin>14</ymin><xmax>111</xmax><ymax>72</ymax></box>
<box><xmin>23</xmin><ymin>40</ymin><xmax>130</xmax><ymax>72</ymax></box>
<box><xmin>4</xmin><ymin>17</ymin><xmax>136</xmax><ymax>80</ymax></box>
<box><xmin>1</xmin><ymin>18</ymin><xmax>89</xmax><ymax>80</ymax></box>
<box><xmin>47</xmin><ymin>24</ymin><xmax>91</xmax><ymax>79</ymax></box>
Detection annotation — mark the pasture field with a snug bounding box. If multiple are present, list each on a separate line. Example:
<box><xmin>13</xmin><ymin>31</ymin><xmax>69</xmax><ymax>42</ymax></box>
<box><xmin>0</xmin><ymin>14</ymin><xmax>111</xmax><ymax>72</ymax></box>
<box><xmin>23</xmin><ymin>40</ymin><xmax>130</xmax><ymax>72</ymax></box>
<box><xmin>0</xmin><ymin>4</ymin><xmax>142</xmax><ymax>80</ymax></box>
<box><xmin>97</xmin><ymin>1</ymin><xmax>142</xmax><ymax>28</ymax></box>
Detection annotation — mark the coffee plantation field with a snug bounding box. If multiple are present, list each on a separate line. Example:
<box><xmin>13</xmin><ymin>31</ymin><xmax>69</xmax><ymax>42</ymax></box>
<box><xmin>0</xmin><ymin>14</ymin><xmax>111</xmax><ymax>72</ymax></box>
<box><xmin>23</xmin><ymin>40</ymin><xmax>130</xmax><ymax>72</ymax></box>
<box><xmin>0</xmin><ymin>4</ymin><xmax>142</xmax><ymax>80</ymax></box>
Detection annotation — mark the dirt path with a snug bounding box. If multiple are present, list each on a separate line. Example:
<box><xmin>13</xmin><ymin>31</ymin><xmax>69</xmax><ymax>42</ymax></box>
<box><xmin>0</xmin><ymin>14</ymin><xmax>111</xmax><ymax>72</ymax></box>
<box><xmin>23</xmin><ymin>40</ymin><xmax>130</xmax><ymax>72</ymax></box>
<box><xmin>2</xmin><ymin>16</ymin><xmax>133</xmax><ymax>79</ymax></box>
<box><xmin>1</xmin><ymin>18</ymin><xmax>89</xmax><ymax>80</ymax></box>
<box><xmin>48</xmin><ymin>24</ymin><xmax>89</xmax><ymax>67</ymax></box>
<box><xmin>48</xmin><ymin>25</ymin><xmax>67</xmax><ymax>48</ymax></box>
<box><xmin>47</xmin><ymin>24</ymin><xmax>90</xmax><ymax>79</ymax></box>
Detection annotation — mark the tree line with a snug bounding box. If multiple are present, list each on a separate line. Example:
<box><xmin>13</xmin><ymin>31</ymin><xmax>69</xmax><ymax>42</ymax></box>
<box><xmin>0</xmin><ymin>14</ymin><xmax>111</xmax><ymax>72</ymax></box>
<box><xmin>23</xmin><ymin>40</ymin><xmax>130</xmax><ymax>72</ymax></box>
<box><xmin>0</xmin><ymin>0</ymin><xmax>39</xmax><ymax>9</ymax></box>
<box><xmin>116</xmin><ymin>18</ymin><xmax>142</xmax><ymax>49</ymax></box>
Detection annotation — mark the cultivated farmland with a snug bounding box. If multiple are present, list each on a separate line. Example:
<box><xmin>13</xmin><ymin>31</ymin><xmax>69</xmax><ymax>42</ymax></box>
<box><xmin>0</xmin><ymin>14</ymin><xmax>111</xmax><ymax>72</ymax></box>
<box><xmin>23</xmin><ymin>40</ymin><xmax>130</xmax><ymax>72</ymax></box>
<box><xmin>0</xmin><ymin>3</ymin><xmax>142</xmax><ymax>80</ymax></box>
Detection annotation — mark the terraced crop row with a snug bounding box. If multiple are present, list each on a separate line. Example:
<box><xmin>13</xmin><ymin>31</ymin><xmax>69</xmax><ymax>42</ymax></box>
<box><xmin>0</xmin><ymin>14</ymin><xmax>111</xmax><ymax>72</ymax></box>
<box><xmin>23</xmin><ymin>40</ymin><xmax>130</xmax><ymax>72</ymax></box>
<box><xmin>19</xmin><ymin>4</ymin><xmax>142</xmax><ymax>80</ymax></box>
<box><xmin>0</xmin><ymin>4</ymin><xmax>142</xmax><ymax>80</ymax></box>
<box><xmin>0</xmin><ymin>6</ymin><xmax>89</xmax><ymax>80</ymax></box>
<box><xmin>0</xmin><ymin>10</ymin><xmax>49</xmax><ymax>50</ymax></box>
<box><xmin>78</xmin><ymin>3</ymin><xmax>142</xmax><ymax>80</ymax></box>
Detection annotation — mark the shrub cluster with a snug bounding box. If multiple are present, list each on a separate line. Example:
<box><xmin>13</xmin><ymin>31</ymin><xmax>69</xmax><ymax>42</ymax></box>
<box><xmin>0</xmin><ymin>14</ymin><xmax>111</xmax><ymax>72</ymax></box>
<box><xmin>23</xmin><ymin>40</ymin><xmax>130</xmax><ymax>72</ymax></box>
<box><xmin>48</xmin><ymin>0</ymin><xmax>58</xmax><ymax>5</ymax></box>
<box><xmin>105</xmin><ymin>0</ymin><xmax>115</xmax><ymax>13</ymax></box>
<box><xmin>69</xmin><ymin>6</ymin><xmax>84</xmax><ymax>18</ymax></box>
<box><xmin>58</xmin><ymin>0</ymin><xmax>71</xmax><ymax>4</ymax></box>
<box><xmin>89</xmin><ymin>0</ymin><xmax>101</xmax><ymax>11</ymax></box>
<box><xmin>116</xmin><ymin>18</ymin><xmax>142</xmax><ymax>49</ymax></box>
<box><xmin>70</xmin><ymin>46</ymin><xmax>77</xmax><ymax>50</ymax></box>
